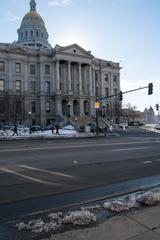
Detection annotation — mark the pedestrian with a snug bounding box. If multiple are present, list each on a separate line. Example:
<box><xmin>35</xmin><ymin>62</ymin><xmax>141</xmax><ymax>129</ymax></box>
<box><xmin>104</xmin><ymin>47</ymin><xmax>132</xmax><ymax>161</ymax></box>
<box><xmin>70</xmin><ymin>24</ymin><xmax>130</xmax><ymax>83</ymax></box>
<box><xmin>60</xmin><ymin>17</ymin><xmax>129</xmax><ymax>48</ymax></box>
<box><xmin>12</xmin><ymin>125</ymin><xmax>18</xmax><ymax>136</ymax></box>
<box><xmin>55</xmin><ymin>123</ymin><xmax>60</xmax><ymax>135</ymax></box>
<box><xmin>51</xmin><ymin>123</ymin><xmax>55</xmax><ymax>134</ymax></box>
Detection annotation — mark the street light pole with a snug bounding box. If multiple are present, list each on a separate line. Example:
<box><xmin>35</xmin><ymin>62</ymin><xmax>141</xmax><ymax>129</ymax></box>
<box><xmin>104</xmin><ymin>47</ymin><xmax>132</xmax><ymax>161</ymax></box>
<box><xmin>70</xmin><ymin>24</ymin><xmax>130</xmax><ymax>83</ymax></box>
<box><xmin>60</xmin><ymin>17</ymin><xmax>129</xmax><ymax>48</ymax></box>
<box><xmin>28</xmin><ymin>111</ymin><xmax>31</xmax><ymax>134</ymax></box>
<box><xmin>67</xmin><ymin>102</ymin><xmax>71</xmax><ymax>120</ymax></box>
<box><xmin>95</xmin><ymin>101</ymin><xmax>100</xmax><ymax>136</ymax></box>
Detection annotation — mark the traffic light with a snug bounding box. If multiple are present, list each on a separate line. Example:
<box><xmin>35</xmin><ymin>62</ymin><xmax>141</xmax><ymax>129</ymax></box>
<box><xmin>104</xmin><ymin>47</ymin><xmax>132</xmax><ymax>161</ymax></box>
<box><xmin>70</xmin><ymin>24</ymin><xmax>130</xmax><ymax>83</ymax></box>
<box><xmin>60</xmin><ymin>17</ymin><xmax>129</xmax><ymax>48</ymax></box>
<box><xmin>119</xmin><ymin>91</ymin><xmax>123</xmax><ymax>101</ymax></box>
<box><xmin>156</xmin><ymin>104</ymin><xmax>159</xmax><ymax>111</ymax></box>
<box><xmin>148</xmin><ymin>83</ymin><xmax>153</xmax><ymax>95</ymax></box>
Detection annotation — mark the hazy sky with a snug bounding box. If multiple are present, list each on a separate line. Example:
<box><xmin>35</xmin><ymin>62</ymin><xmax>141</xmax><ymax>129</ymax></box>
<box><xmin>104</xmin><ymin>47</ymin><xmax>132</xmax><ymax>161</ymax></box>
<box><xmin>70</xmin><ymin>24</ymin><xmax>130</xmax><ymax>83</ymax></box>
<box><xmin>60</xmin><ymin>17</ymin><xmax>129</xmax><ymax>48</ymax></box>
<box><xmin>0</xmin><ymin>0</ymin><xmax>159</xmax><ymax>111</ymax></box>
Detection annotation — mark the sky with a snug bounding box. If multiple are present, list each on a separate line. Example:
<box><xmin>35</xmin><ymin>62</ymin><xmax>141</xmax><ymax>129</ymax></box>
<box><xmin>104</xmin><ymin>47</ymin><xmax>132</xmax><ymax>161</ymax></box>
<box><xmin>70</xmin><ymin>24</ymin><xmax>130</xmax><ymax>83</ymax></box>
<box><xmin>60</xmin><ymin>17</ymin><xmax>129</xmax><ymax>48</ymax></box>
<box><xmin>0</xmin><ymin>0</ymin><xmax>159</xmax><ymax>112</ymax></box>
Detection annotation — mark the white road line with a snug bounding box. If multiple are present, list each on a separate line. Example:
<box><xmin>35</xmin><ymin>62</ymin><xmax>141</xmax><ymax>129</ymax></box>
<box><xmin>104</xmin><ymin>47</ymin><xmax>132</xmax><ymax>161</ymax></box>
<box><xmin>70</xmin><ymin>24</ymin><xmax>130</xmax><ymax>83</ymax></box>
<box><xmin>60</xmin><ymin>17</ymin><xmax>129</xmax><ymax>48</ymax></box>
<box><xmin>143</xmin><ymin>161</ymin><xmax>152</xmax><ymax>164</ymax></box>
<box><xmin>112</xmin><ymin>147</ymin><xmax>149</xmax><ymax>152</ymax></box>
<box><xmin>1</xmin><ymin>168</ymin><xmax>60</xmax><ymax>186</ymax></box>
<box><xmin>18</xmin><ymin>165</ymin><xmax>75</xmax><ymax>179</ymax></box>
<box><xmin>0</xmin><ymin>140</ymin><xmax>156</xmax><ymax>153</ymax></box>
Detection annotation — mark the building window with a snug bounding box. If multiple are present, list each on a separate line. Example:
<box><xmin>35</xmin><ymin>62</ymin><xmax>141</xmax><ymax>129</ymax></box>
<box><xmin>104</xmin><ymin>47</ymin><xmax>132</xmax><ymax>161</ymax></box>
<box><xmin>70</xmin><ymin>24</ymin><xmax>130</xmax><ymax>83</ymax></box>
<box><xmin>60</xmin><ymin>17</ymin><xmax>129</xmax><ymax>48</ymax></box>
<box><xmin>45</xmin><ymin>64</ymin><xmax>50</xmax><ymax>75</ymax></box>
<box><xmin>30</xmin><ymin>81</ymin><xmax>36</xmax><ymax>94</ymax></box>
<box><xmin>30</xmin><ymin>64</ymin><xmax>36</xmax><ymax>75</ymax></box>
<box><xmin>41</xmin><ymin>32</ymin><xmax>43</xmax><ymax>39</ymax></box>
<box><xmin>25</xmin><ymin>31</ymin><xmax>28</xmax><ymax>37</ymax></box>
<box><xmin>114</xmin><ymin>88</ymin><xmax>117</xmax><ymax>96</ymax></box>
<box><xmin>0</xmin><ymin>80</ymin><xmax>5</xmax><ymax>91</ymax></box>
<box><xmin>105</xmin><ymin>87</ymin><xmax>109</xmax><ymax>97</ymax></box>
<box><xmin>16</xmin><ymin>101</ymin><xmax>22</xmax><ymax>113</ymax></box>
<box><xmin>15</xmin><ymin>80</ymin><xmax>21</xmax><ymax>93</ymax></box>
<box><xmin>15</xmin><ymin>63</ymin><xmax>21</xmax><ymax>74</ymax></box>
<box><xmin>113</xmin><ymin>75</ymin><xmax>117</xmax><ymax>83</ymax></box>
<box><xmin>0</xmin><ymin>61</ymin><xmax>5</xmax><ymax>72</ymax></box>
<box><xmin>46</xmin><ymin>101</ymin><xmax>50</xmax><ymax>112</ymax></box>
<box><xmin>30</xmin><ymin>30</ymin><xmax>33</xmax><ymax>36</ymax></box>
<box><xmin>104</xmin><ymin>74</ymin><xmax>108</xmax><ymax>82</ymax></box>
<box><xmin>31</xmin><ymin>101</ymin><xmax>36</xmax><ymax>113</ymax></box>
<box><xmin>0</xmin><ymin>100</ymin><xmax>5</xmax><ymax>113</ymax></box>
<box><xmin>45</xmin><ymin>81</ymin><xmax>50</xmax><ymax>94</ymax></box>
<box><xmin>36</xmin><ymin>30</ymin><xmax>39</xmax><ymax>37</ymax></box>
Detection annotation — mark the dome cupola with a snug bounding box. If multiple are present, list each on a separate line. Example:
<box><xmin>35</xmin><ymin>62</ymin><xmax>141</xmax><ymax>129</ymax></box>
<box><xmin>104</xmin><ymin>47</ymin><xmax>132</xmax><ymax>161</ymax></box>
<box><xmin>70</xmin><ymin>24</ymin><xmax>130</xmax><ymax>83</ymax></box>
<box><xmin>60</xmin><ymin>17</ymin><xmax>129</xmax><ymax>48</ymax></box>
<box><xmin>17</xmin><ymin>0</ymin><xmax>51</xmax><ymax>49</ymax></box>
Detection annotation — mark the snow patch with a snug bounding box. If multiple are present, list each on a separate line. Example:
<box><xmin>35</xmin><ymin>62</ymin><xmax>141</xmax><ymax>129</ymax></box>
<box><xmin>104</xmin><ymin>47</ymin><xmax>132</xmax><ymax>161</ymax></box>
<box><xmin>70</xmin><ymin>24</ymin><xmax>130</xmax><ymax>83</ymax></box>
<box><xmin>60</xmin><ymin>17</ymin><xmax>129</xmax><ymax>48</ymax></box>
<box><xmin>16</xmin><ymin>217</ymin><xmax>61</xmax><ymax>233</ymax></box>
<box><xmin>137</xmin><ymin>191</ymin><xmax>160</xmax><ymax>206</ymax></box>
<box><xmin>63</xmin><ymin>210</ymin><xmax>96</xmax><ymax>225</ymax></box>
<box><xmin>104</xmin><ymin>196</ymin><xmax>137</xmax><ymax>213</ymax></box>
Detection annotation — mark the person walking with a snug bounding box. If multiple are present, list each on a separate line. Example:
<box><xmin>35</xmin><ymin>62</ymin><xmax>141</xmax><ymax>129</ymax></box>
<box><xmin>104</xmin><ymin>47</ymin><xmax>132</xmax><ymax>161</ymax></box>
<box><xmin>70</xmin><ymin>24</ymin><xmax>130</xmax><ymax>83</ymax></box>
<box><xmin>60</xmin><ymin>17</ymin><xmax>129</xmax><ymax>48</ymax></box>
<box><xmin>51</xmin><ymin>123</ymin><xmax>55</xmax><ymax>134</ymax></box>
<box><xmin>12</xmin><ymin>125</ymin><xmax>18</xmax><ymax>136</ymax></box>
<box><xmin>55</xmin><ymin>123</ymin><xmax>60</xmax><ymax>135</ymax></box>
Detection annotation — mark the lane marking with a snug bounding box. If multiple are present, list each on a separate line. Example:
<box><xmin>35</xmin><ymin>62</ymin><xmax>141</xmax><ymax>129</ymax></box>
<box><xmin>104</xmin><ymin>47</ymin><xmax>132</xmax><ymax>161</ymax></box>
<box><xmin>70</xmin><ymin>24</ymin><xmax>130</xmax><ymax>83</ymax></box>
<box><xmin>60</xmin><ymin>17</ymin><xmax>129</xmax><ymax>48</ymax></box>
<box><xmin>18</xmin><ymin>165</ymin><xmax>75</xmax><ymax>179</ymax></box>
<box><xmin>0</xmin><ymin>140</ymin><xmax>156</xmax><ymax>153</ymax></box>
<box><xmin>112</xmin><ymin>147</ymin><xmax>149</xmax><ymax>152</ymax></box>
<box><xmin>1</xmin><ymin>168</ymin><xmax>60</xmax><ymax>186</ymax></box>
<box><xmin>143</xmin><ymin>161</ymin><xmax>152</xmax><ymax>164</ymax></box>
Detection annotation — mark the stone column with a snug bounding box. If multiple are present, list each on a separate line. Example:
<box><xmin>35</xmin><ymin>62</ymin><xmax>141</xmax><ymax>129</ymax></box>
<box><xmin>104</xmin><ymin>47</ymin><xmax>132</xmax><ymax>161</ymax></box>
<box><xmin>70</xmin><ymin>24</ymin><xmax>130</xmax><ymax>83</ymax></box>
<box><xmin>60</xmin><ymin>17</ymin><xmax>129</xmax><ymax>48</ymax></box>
<box><xmin>8</xmin><ymin>59</ymin><xmax>13</xmax><ymax>91</ymax></box>
<box><xmin>78</xmin><ymin>63</ymin><xmax>82</xmax><ymax>95</ymax></box>
<box><xmin>89</xmin><ymin>65</ymin><xmax>93</xmax><ymax>95</ymax></box>
<box><xmin>56</xmin><ymin>96</ymin><xmax>62</xmax><ymax>117</ymax></box>
<box><xmin>92</xmin><ymin>68</ymin><xmax>96</xmax><ymax>96</ymax></box>
<box><xmin>39</xmin><ymin>60</ymin><xmax>46</xmax><ymax>127</ymax></box>
<box><xmin>67</xmin><ymin>61</ymin><xmax>72</xmax><ymax>94</ymax></box>
<box><xmin>24</xmin><ymin>62</ymin><xmax>28</xmax><ymax>92</ymax></box>
<box><xmin>89</xmin><ymin>97</ymin><xmax>95</xmax><ymax>116</ymax></box>
<box><xmin>79</xmin><ymin>98</ymin><xmax>84</xmax><ymax>116</ymax></box>
<box><xmin>56</xmin><ymin>60</ymin><xmax>60</xmax><ymax>93</ymax></box>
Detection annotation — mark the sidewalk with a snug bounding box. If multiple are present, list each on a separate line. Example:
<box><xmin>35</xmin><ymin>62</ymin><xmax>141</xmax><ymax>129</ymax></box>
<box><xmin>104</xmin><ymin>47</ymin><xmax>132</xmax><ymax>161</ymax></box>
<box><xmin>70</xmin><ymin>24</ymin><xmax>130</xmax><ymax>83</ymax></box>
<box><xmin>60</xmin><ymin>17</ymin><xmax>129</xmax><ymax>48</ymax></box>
<box><xmin>45</xmin><ymin>205</ymin><xmax>160</xmax><ymax>240</ymax></box>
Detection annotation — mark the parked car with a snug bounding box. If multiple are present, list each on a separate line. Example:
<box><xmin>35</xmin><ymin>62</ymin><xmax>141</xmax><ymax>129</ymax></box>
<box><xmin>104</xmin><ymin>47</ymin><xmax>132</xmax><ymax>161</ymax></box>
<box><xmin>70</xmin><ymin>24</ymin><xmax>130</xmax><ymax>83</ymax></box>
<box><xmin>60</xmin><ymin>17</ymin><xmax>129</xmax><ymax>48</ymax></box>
<box><xmin>30</xmin><ymin>125</ymin><xmax>41</xmax><ymax>131</ymax></box>
<box><xmin>44</xmin><ymin>124</ymin><xmax>53</xmax><ymax>131</ymax></box>
<box><xmin>1</xmin><ymin>125</ymin><xmax>10</xmax><ymax>130</ymax></box>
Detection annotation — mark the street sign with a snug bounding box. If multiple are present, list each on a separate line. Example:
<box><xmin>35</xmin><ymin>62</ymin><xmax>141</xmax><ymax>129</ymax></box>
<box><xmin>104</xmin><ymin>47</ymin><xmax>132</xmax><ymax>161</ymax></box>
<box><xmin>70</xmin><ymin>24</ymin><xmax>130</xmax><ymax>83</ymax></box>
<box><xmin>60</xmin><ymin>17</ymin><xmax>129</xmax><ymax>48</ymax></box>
<box><xmin>94</xmin><ymin>101</ymin><xmax>100</xmax><ymax>109</ymax></box>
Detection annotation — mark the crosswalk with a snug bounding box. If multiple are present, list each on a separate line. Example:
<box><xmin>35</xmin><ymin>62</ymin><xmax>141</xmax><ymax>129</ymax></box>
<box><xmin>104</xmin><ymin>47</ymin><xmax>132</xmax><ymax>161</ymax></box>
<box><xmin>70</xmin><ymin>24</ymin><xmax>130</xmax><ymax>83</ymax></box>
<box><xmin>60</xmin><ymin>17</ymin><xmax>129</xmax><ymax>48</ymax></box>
<box><xmin>0</xmin><ymin>164</ymin><xmax>75</xmax><ymax>186</ymax></box>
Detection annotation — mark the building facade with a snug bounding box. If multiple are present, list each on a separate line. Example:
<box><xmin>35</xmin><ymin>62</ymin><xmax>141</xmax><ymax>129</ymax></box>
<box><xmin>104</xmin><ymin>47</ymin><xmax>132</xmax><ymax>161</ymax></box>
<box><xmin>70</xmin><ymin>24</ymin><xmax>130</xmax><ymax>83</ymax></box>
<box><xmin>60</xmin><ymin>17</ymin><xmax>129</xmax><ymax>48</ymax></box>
<box><xmin>0</xmin><ymin>0</ymin><xmax>121</xmax><ymax>127</ymax></box>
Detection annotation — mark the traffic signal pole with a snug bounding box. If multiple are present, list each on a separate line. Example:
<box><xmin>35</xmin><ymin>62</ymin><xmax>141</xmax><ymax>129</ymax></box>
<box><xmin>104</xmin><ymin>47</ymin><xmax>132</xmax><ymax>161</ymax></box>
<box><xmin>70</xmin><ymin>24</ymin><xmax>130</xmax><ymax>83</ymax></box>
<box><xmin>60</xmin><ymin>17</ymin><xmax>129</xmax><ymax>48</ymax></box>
<box><xmin>98</xmin><ymin>83</ymin><xmax>153</xmax><ymax>102</ymax></box>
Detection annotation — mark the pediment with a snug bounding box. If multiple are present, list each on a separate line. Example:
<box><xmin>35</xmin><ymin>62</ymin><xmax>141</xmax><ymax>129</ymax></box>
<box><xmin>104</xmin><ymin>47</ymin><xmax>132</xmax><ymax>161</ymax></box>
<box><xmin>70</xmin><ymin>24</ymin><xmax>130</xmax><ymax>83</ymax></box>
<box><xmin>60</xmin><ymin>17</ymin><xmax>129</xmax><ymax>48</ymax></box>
<box><xmin>55</xmin><ymin>44</ymin><xmax>93</xmax><ymax>58</ymax></box>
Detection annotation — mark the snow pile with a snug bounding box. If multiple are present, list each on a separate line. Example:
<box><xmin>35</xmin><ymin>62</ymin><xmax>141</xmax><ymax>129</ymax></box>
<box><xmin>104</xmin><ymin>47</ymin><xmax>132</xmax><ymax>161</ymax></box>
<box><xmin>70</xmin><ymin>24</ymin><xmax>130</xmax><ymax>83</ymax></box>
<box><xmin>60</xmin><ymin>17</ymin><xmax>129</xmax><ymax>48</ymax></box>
<box><xmin>63</xmin><ymin>125</ymin><xmax>75</xmax><ymax>130</ymax></box>
<box><xmin>137</xmin><ymin>191</ymin><xmax>160</xmax><ymax>206</ymax></box>
<box><xmin>16</xmin><ymin>216</ymin><xmax>62</xmax><ymax>233</ymax></box>
<box><xmin>48</xmin><ymin>212</ymin><xmax>63</xmax><ymax>223</ymax></box>
<box><xmin>104</xmin><ymin>196</ymin><xmax>137</xmax><ymax>213</ymax></box>
<box><xmin>63</xmin><ymin>210</ymin><xmax>96</xmax><ymax>226</ymax></box>
<box><xmin>16</xmin><ymin>210</ymin><xmax>96</xmax><ymax>234</ymax></box>
<box><xmin>81</xmin><ymin>204</ymin><xmax>101</xmax><ymax>212</ymax></box>
<box><xmin>16</xmin><ymin>219</ymin><xmax>45</xmax><ymax>233</ymax></box>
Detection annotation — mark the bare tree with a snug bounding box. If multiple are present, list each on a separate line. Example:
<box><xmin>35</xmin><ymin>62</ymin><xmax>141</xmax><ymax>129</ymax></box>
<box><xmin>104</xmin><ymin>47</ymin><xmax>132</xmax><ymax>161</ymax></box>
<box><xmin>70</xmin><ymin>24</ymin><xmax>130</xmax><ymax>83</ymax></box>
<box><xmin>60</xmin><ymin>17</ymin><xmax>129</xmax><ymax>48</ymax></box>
<box><xmin>125</xmin><ymin>103</ymin><xmax>139</xmax><ymax>123</ymax></box>
<box><xmin>0</xmin><ymin>92</ymin><xmax>24</xmax><ymax>125</ymax></box>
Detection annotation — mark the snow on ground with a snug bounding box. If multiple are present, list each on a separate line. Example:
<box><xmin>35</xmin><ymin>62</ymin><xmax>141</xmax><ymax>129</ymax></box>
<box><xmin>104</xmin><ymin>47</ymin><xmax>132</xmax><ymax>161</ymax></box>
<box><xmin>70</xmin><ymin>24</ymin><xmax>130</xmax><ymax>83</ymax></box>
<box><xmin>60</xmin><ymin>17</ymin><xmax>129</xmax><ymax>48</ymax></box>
<box><xmin>141</xmin><ymin>124</ymin><xmax>160</xmax><ymax>133</ymax></box>
<box><xmin>15</xmin><ymin>189</ymin><xmax>160</xmax><ymax>235</ymax></box>
<box><xmin>16</xmin><ymin>210</ymin><xmax>96</xmax><ymax>234</ymax></box>
<box><xmin>63</xmin><ymin>210</ymin><xmax>96</xmax><ymax>225</ymax></box>
<box><xmin>103</xmin><ymin>196</ymin><xmax>137</xmax><ymax>212</ymax></box>
<box><xmin>0</xmin><ymin>125</ymin><xmax>84</xmax><ymax>139</ymax></box>
<box><xmin>137</xmin><ymin>191</ymin><xmax>160</xmax><ymax>206</ymax></box>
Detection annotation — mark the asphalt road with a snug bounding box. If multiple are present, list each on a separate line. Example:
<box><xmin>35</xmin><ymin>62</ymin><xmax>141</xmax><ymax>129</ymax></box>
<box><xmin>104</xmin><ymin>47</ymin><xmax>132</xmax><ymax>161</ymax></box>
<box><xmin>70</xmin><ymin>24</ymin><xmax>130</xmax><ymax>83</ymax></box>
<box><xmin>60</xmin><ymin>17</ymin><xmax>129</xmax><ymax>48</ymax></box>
<box><xmin>0</xmin><ymin>127</ymin><xmax>160</xmax><ymax>221</ymax></box>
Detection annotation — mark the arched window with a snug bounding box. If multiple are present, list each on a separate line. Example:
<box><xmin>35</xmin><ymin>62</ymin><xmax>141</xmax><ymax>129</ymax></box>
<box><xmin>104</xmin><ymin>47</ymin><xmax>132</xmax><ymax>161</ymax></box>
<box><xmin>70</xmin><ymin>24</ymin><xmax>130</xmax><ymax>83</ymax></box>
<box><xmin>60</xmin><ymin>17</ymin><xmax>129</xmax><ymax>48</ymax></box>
<box><xmin>84</xmin><ymin>100</ymin><xmax>89</xmax><ymax>116</ymax></box>
<box><xmin>62</xmin><ymin>99</ymin><xmax>68</xmax><ymax>116</ymax></box>
<box><xmin>25</xmin><ymin>31</ymin><xmax>28</xmax><ymax>38</ymax></box>
<box><xmin>73</xmin><ymin>100</ymin><xmax>79</xmax><ymax>116</ymax></box>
